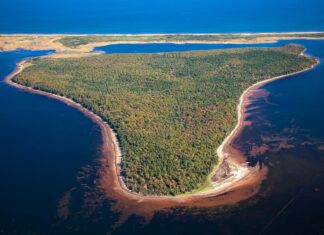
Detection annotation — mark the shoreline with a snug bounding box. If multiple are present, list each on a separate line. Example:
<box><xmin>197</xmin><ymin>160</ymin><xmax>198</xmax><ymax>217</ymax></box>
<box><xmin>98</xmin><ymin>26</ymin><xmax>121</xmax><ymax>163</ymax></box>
<box><xmin>1</xmin><ymin>32</ymin><xmax>324</xmax><ymax>56</ymax></box>
<box><xmin>4</xmin><ymin>47</ymin><xmax>320</xmax><ymax>221</ymax></box>
<box><xmin>1</xmin><ymin>31</ymin><xmax>324</xmax><ymax>36</ymax></box>
<box><xmin>212</xmin><ymin>50</ymin><xmax>320</xmax><ymax>188</ymax></box>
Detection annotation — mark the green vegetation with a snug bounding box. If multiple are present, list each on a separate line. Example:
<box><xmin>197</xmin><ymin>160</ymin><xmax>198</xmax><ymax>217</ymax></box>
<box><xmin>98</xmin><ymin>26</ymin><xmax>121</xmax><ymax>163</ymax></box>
<box><xmin>13</xmin><ymin>45</ymin><xmax>316</xmax><ymax>195</ymax></box>
<box><xmin>56</xmin><ymin>33</ymin><xmax>324</xmax><ymax>48</ymax></box>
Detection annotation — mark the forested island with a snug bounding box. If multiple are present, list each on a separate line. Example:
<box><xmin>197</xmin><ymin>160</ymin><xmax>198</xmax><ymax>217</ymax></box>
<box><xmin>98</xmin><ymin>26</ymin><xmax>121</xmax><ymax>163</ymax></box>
<box><xmin>13</xmin><ymin>44</ymin><xmax>316</xmax><ymax>195</ymax></box>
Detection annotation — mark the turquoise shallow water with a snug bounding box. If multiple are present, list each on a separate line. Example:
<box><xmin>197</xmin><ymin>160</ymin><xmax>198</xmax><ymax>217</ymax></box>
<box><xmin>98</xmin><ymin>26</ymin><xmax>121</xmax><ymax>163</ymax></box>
<box><xmin>0</xmin><ymin>0</ymin><xmax>324</xmax><ymax>33</ymax></box>
<box><xmin>0</xmin><ymin>41</ymin><xmax>323</xmax><ymax>234</ymax></box>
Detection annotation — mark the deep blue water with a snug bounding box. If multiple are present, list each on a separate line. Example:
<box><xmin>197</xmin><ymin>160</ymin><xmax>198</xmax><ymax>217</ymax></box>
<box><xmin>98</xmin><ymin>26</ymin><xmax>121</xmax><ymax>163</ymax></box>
<box><xmin>95</xmin><ymin>41</ymin><xmax>286</xmax><ymax>54</ymax></box>
<box><xmin>1</xmin><ymin>0</ymin><xmax>324</xmax><ymax>33</ymax></box>
<box><xmin>94</xmin><ymin>42</ymin><xmax>283</xmax><ymax>54</ymax></box>
<box><xmin>0</xmin><ymin>41</ymin><xmax>324</xmax><ymax>234</ymax></box>
<box><xmin>0</xmin><ymin>50</ymin><xmax>107</xmax><ymax>234</ymax></box>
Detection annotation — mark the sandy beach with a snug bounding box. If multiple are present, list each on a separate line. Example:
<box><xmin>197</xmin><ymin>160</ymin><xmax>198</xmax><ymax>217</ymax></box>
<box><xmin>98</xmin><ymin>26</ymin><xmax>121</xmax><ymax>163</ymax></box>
<box><xmin>1</xmin><ymin>32</ymin><xmax>324</xmax><ymax>58</ymax></box>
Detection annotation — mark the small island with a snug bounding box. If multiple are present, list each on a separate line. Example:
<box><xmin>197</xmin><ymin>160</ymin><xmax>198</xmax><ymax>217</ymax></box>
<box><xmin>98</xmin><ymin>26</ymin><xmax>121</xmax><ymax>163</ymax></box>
<box><xmin>11</xmin><ymin>43</ymin><xmax>316</xmax><ymax>198</ymax></box>
<box><xmin>1</xmin><ymin>0</ymin><xmax>324</xmax><ymax>231</ymax></box>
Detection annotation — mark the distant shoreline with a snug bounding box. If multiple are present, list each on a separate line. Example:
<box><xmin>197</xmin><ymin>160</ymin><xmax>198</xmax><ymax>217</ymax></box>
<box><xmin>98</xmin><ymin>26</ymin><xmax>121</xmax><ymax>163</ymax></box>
<box><xmin>4</xmin><ymin>44</ymin><xmax>320</xmax><ymax>220</ymax></box>
<box><xmin>1</xmin><ymin>31</ymin><xmax>324</xmax><ymax>36</ymax></box>
<box><xmin>1</xmin><ymin>32</ymin><xmax>324</xmax><ymax>58</ymax></box>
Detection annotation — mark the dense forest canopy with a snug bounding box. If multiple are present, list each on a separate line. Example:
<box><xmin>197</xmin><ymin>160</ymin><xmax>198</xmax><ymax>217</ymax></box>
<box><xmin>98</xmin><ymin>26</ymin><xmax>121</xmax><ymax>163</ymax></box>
<box><xmin>14</xmin><ymin>45</ymin><xmax>316</xmax><ymax>195</ymax></box>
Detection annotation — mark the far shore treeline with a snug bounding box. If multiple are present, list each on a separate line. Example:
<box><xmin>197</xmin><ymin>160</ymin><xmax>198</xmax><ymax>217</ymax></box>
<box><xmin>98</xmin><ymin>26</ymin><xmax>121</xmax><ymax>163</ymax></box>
<box><xmin>56</xmin><ymin>33</ymin><xmax>324</xmax><ymax>48</ymax></box>
<box><xmin>13</xmin><ymin>45</ymin><xmax>316</xmax><ymax>195</ymax></box>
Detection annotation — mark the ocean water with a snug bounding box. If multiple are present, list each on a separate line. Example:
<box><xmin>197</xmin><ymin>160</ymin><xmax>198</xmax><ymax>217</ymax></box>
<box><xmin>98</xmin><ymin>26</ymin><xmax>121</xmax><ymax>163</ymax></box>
<box><xmin>0</xmin><ymin>0</ymin><xmax>324</xmax><ymax>33</ymax></box>
<box><xmin>0</xmin><ymin>50</ymin><xmax>110</xmax><ymax>234</ymax></box>
<box><xmin>94</xmin><ymin>41</ymin><xmax>288</xmax><ymax>54</ymax></box>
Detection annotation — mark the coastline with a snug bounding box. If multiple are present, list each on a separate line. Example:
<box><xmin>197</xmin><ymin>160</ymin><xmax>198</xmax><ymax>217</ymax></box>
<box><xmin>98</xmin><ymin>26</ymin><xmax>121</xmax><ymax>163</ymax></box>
<box><xmin>212</xmin><ymin>51</ymin><xmax>320</xmax><ymax>190</ymax></box>
<box><xmin>4</xmin><ymin>47</ymin><xmax>320</xmax><ymax>221</ymax></box>
<box><xmin>1</xmin><ymin>32</ymin><xmax>324</xmax><ymax>57</ymax></box>
<box><xmin>1</xmin><ymin>31</ymin><xmax>324</xmax><ymax>36</ymax></box>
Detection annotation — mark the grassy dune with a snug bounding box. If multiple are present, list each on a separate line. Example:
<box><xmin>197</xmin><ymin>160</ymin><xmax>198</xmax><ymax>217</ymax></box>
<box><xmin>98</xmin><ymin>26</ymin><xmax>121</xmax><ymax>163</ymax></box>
<box><xmin>56</xmin><ymin>33</ymin><xmax>324</xmax><ymax>48</ymax></box>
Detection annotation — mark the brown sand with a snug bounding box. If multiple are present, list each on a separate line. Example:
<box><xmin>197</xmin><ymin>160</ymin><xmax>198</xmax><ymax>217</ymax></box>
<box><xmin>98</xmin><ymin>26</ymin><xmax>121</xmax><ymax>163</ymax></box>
<box><xmin>2</xmin><ymin>33</ymin><xmax>324</xmax><ymax>58</ymax></box>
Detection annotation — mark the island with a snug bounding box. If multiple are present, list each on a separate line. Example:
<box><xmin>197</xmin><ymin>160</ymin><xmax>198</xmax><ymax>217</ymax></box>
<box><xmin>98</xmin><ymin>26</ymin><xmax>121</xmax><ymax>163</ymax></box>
<box><xmin>3</xmin><ymin>33</ymin><xmax>319</xmax><ymax>219</ymax></box>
